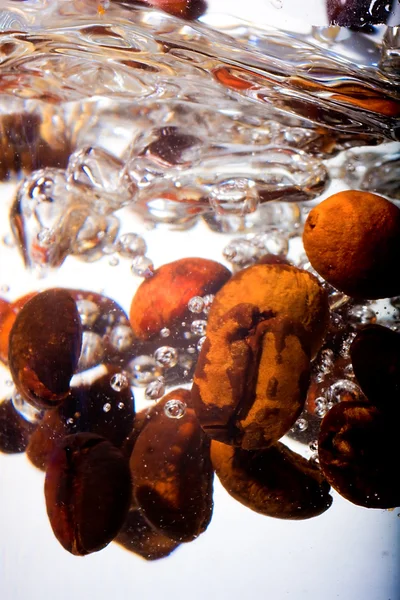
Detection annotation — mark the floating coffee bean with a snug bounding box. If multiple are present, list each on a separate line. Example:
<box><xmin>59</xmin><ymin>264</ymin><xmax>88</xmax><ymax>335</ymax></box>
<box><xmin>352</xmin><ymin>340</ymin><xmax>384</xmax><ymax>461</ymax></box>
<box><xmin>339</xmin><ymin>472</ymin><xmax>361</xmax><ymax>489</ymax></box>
<box><xmin>0</xmin><ymin>399</ymin><xmax>37</xmax><ymax>454</ymax></box>
<box><xmin>45</xmin><ymin>433</ymin><xmax>131</xmax><ymax>555</ymax></box>
<box><xmin>318</xmin><ymin>401</ymin><xmax>400</xmax><ymax>508</ymax></box>
<box><xmin>115</xmin><ymin>508</ymin><xmax>180</xmax><ymax>560</ymax></box>
<box><xmin>130</xmin><ymin>391</ymin><xmax>213</xmax><ymax>542</ymax></box>
<box><xmin>27</xmin><ymin>369</ymin><xmax>135</xmax><ymax>470</ymax></box>
<box><xmin>192</xmin><ymin>310</ymin><xmax>310</xmax><ymax>450</ymax></box>
<box><xmin>8</xmin><ymin>289</ymin><xmax>82</xmax><ymax>409</ymax></box>
<box><xmin>350</xmin><ymin>324</ymin><xmax>400</xmax><ymax>406</ymax></box>
<box><xmin>211</xmin><ymin>440</ymin><xmax>332</xmax><ymax>519</ymax></box>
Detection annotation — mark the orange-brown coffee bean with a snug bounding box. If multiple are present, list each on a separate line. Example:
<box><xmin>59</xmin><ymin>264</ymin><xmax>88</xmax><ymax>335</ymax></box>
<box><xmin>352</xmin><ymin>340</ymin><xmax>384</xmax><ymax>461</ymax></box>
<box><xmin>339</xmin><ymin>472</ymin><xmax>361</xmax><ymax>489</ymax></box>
<box><xmin>318</xmin><ymin>401</ymin><xmax>400</xmax><ymax>508</ymax></box>
<box><xmin>129</xmin><ymin>390</ymin><xmax>213</xmax><ymax>542</ymax></box>
<box><xmin>211</xmin><ymin>440</ymin><xmax>332</xmax><ymax>519</ymax></box>
<box><xmin>130</xmin><ymin>257</ymin><xmax>230</xmax><ymax>340</ymax></box>
<box><xmin>192</xmin><ymin>310</ymin><xmax>310</xmax><ymax>450</ymax></box>
<box><xmin>45</xmin><ymin>433</ymin><xmax>131</xmax><ymax>555</ymax></box>
<box><xmin>8</xmin><ymin>289</ymin><xmax>82</xmax><ymax>409</ymax></box>
<box><xmin>207</xmin><ymin>263</ymin><xmax>329</xmax><ymax>358</ymax></box>
<box><xmin>303</xmin><ymin>191</ymin><xmax>400</xmax><ymax>299</ymax></box>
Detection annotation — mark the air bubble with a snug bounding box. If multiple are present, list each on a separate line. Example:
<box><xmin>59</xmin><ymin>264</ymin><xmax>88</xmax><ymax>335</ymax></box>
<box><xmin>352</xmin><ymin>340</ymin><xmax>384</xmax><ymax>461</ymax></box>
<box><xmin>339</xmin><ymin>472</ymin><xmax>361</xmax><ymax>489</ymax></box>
<box><xmin>118</xmin><ymin>233</ymin><xmax>147</xmax><ymax>258</ymax></box>
<box><xmin>76</xmin><ymin>299</ymin><xmax>100</xmax><ymax>328</ymax></box>
<box><xmin>188</xmin><ymin>296</ymin><xmax>204</xmax><ymax>313</ymax></box>
<box><xmin>110</xmin><ymin>325</ymin><xmax>134</xmax><ymax>352</ymax></box>
<box><xmin>128</xmin><ymin>355</ymin><xmax>163</xmax><ymax>387</ymax></box>
<box><xmin>326</xmin><ymin>379</ymin><xmax>362</xmax><ymax>404</ymax></box>
<box><xmin>164</xmin><ymin>399</ymin><xmax>187</xmax><ymax>419</ymax></box>
<box><xmin>108</xmin><ymin>255</ymin><xmax>119</xmax><ymax>267</ymax></box>
<box><xmin>110</xmin><ymin>372</ymin><xmax>129</xmax><ymax>392</ymax></box>
<box><xmin>209</xmin><ymin>178</ymin><xmax>259</xmax><ymax>216</ymax></box>
<box><xmin>145</xmin><ymin>377</ymin><xmax>165</xmax><ymax>400</ymax></box>
<box><xmin>202</xmin><ymin>294</ymin><xmax>215</xmax><ymax>315</ymax></box>
<box><xmin>223</xmin><ymin>239</ymin><xmax>258</xmax><ymax>266</ymax></box>
<box><xmin>118</xmin><ymin>402</ymin><xmax>125</xmax><ymax>410</ymax></box>
<box><xmin>160</xmin><ymin>327</ymin><xmax>170</xmax><ymax>338</ymax></box>
<box><xmin>295</xmin><ymin>418</ymin><xmax>308</xmax><ymax>431</ymax></box>
<box><xmin>154</xmin><ymin>346</ymin><xmax>178</xmax><ymax>368</ymax></box>
<box><xmin>131</xmin><ymin>255</ymin><xmax>154</xmax><ymax>278</ymax></box>
<box><xmin>347</xmin><ymin>305</ymin><xmax>376</xmax><ymax>326</ymax></box>
<box><xmin>191</xmin><ymin>320</ymin><xmax>207</xmax><ymax>336</ymax></box>
<box><xmin>103</xmin><ymin>402</ymin><xmax>112</xmax><ymax>413</ymax></box>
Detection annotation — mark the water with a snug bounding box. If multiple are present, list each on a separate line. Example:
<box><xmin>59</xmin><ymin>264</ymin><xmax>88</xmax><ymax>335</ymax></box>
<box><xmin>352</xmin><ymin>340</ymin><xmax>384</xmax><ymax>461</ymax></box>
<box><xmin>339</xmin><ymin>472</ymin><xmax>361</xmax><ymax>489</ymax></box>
<box><xmin>0</xmin><ymin>1</ymin><xmax>399</xmax><ymax>599</ymax></box>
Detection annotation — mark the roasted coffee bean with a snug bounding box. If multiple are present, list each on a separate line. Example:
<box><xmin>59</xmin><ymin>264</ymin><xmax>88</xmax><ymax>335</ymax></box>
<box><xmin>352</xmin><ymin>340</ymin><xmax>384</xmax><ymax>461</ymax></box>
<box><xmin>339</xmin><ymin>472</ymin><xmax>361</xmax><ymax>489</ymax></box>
<box><xmin>211</xmin><ymin>440</ymin><xmax>332</xmax><ymax>519</ymax></box>
<box><xmin>350</xmin><ymin>324</ymin><xmax>400</xmax><ymax>406</ymax></box>
<box><xmin>130</xmin><ymin>391</ymin><xmax>213</xmax><ymax>542</ymax></box>
<box><xmin>318</xmin><ymin>401</ymin><xmax>400</xmax><ymax>508</ymax></box>
<box><xmin>303</xmin><ymin>191</ymin><xmax>400</xmax><ymax>299</ymax></box>
<box><xmin>327</xmin><ymin>0</ymin><xmax>394</xmax><ymax>29</ymax></box>
<box><xmin>115</xmin><ymin>508</ymin><xmax>180</xmax><ymax>560</ymax></box>
<box><xmin>0</xmin><ymin>399</ymin><xmax>37</xmax><ymax>454</ymax></box>
<box><xmin>27</xmin><ymin>369</ymin><xmax>135</xmax><ymax>470</ymax></box>
<box><xmin>8</xmin><ymin>289</ymin><xmax>82</xmax><ymax>409</ymax></box>
<box><xmin>192</xmin><ymin>310</ymin><xmax>310</xmax><ymax>450</ymax></box>
<box><xmin>207</xmin><ymin>263</ymin><xmax>329</xmax><ymax>358</ymax></box>
<box><xmin>45</xmin><ymin>433</ymin><xmax>131</xmax><ymax>555</ymax></box>
<box><xmin>130</xmin><ymin>257</ymin><xmax>230</xmax><ymax>340</ymax></box>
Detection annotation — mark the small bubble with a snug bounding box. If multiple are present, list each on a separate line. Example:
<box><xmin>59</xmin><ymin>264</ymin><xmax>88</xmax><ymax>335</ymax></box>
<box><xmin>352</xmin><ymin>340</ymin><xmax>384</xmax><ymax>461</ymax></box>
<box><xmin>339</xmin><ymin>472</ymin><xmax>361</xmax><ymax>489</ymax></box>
<box><xmin>145</xmin><ymin>377</ymin><xmax>165</xmax><ymax>400</ymax></box>
<box><xmin>309</xmin><ymin>439</ymin><xmax>318</xmax><ymax>453</ymax></box>
<box><xmin>131</xmin><ymin>255</ymin><xmax>154</xmax><ymax>278</ymax></box>
<box><xmin>0</xmin><ymin>284</ymin><xmax>10</xmax><ymax>293</ymax></box>
<box><xmin>326</xmin><ymin>379</ymin><xmax>362</xmax><ymax>404</ymax></box>
<box><xmin>295</xmin><ymin>418</ymin><xmax>308</xmax><ymax>431</ymax></box>
<box><xmin>118</xmin><ymin>233</ymin><xmax>147</xmax><ymax>258</ymax></box>
<box><xmin>76</xmin><ymin>299</ymin><xmax>100</xmax><ymax>328</ymax></box>
<box><xmin>5</xmin><ymin>379</ymin><xmax>13</xmax><ymax>387</ymax></box>
<box><xmin>37</xmin><ymin>228</ymin><xmax>55</xmax><ymax>247</ymax></box>
<box><xmin>128</xmin><ymin>355</ymin><xmax>162</xmax><ymax>387</ymax></box>
<box><xmin>77</xmin><ymin>331</ymin><xmax>104</xmax><ymax>371</ymax></box>
<box><xmin>118</xmin><ymin>402</ymin><xmax>125</xmax><ymax>410</ymax></box>
<box><xmin>188</xmin><ymin>296</ymin><xmax>204</xmax><ymax>314</ymax></box>
<box><xmin>160</xmin><ymin>327</ymin><xmax>170</xmax><ymax>338</ymax></box>
<box><xmin>154</xmin><ymin>346</ymin><xmax>178</xmax><ymax>368</ymax></box>
<box><xmin>223</xmin><ymin>239</ymin><xmax>258</xmax><ymax>266</ymax></box>
<box><xmin>164</xmin><ymin>399</ymin><xmax>187</xmax><ymax>419</ymax></box>
<box><xmin>209</xmin><ymin>178</ymin><xmax>259</xmax><ymax>216</ymax></box>
<box><xmin>103</xmin><ymin>402</ymin><xmax>112</xmax><ymax>413</ymax></box>
<box><xmin>187</xmin><ymin>346</ymin><xmax>196</xmax><ymax>354</ymax></box>
<box><xmin>110</xmin><ymin>325</ymin><xmax>134</xmax><ymax>352</ymax></box>
<box><xmin>108</xmin><ymin>255</ymin><xmax>119</xmax><ymax>267</ymax></box>
<box><xmin>191</xmin><ymin>320</ymin><xmax>207</xmax><ymax>336</ymax></box>
<box><xmin>67</xmin><ymin>417</ymin><xmax>74</xmax><ymax>425</ymax></box>
<box><xmin>110</xmin><ymin>372</ymin><xmax>129</xmax><ymax>392</ymax></box>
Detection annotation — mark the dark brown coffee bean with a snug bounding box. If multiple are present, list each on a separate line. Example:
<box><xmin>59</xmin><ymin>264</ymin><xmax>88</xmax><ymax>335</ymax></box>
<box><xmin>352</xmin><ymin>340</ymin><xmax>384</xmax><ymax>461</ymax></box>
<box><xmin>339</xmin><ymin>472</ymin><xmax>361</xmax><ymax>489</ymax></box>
<box><xmin>350</xmin><ymin>324</ymin><xmax>400</xmax><ymax>407</ymax></box>
<box><xmin>45</xmin><ymin>433</ymin><xmax>131</xmax><ymax>555</ymax></box>
<box><xmin>211</xmin><ymin>440</ymin><xmax>332</xmax><ymax>519</ymax></box>
<box><xmin>27</xmin><ymin>369</ymin><xmax>135</xmax><ymax>470</ymax></box>
<box><xmin>115</xmin><ymin>508</ymin><xmax>180</xmax><ymax>560</ymax></box>
<box><xmin>130</xmin><ymin>391</ymin><xmax>213</xmax><ymax>542</ymax></box>
<box><xmin>327</xmin><ymin>0</ymin><xmax>394</xmax><ymax>28</ymax></box>
<box><xmin>318</xmin><ymin>401</ymin><xmax>400</xmax><ymax>508</ymax></box>
<box><xmin>8</xmin><ymin>289</ymin><xmax>82</xmax><ymax>409</ymax></box>
<box><xmin>0</xmin><ymin>399</ymin><xmax>37</xmax><ymax>454</ymax></box>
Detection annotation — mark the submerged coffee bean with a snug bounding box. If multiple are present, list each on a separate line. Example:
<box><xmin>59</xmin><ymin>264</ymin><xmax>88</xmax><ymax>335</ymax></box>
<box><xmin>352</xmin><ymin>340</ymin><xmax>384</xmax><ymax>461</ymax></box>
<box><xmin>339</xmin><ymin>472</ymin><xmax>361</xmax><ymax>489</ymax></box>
<box><xmin>8</xmin><ymin>289</ymin><xmax>82</xmax><ymax>409</ymax></box>
<box><xmin>45</xmin><ymin>433</ymin><xmax>131</xmax><ymax>555</ymax></box>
